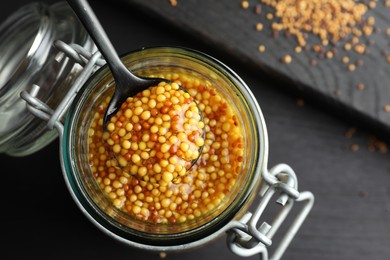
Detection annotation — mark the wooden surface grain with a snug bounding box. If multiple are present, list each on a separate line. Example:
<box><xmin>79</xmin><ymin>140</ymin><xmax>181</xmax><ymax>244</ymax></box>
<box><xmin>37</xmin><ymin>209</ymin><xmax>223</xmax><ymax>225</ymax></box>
<box><xmin>1</xmin><ymin>1</ymin><xmax>390</xmax><ymax>260</ymax></box>
<box><xmin>118</xmin><ymin>0</ymin><xmax>390</xmax><ymax>136</ymax></box>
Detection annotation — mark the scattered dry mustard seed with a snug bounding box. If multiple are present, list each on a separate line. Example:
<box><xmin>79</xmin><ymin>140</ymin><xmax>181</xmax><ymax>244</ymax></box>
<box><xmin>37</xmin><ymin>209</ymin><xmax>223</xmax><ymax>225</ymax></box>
<box><xmin>348</xmin><ymin>63</ymin><xmax>356</xmax><ymax>72</ymax></box>
<box><xmin>294</xmin><ymin>46</ymin><xmax>302</xmax><ymax>53</ymax></box>
<box><xmin>354</xmin><ymin>44</ymin><xmax>366</xmax><ymax>54</ymax></box>
<box><xmin>169</xmin><ymin>0</ymin><xmax>177</xmax><ymax>7</ymax></box>
<box><xmin>386</xmin><ymin>55</ymin><xmax>390</xmax><ymax>63</ymax></box>
<box><xmin>342</xmin><ymin>56</ymin><xmax>350</xmax><ymax>64</ymax></box>
<box><xmin>356</xmin><ymin>59</ymin><xmax>364</xmax><ymax>67</ymax></box>
<box><xmin>368</xmin><ymin>136</ymin><xmax>388</xmax><ymax>154</ymax></box>
<box><xmin>296</xmin><ymin>98</ymin><xmax>305</xmax><ymax>106</ymax></box>
<box><xmin>367</xmin><ymin>16</ymin><xmax>376</xmax><ymax>26</ymax></box>
<box><xmin>345</xmin><ymin>127</ymin><xmax>356</xmax><ymax>139</ymax></box>
<box><xmin>241</xmin><ymin>0</ymin><xmax>249</xmax><ymax>9</ymax></box>
<box><xmin>344</xmin><ymin>43</ymin><xmax>352</xmax><ymax>51</ymax></box>
<box><xmin>368</xmin><ymin>1</ymin><xmax>376</xmax><ymax>9</ymax></box>
<box><xmin>254</xmin><ymin>4</ymin><xmax>262</xmax><ymax>14</ymax></box>
<box><xmin>351</xmin><ymin>144</ymin><xmax>360</xmax><ymax>152</ymax></box>
<box><xmin>326</xmin><ymin>51</ymin><xmax>334</xmax><ymax>59</ymax></box>
<box><xmin>351</xmin><ymin>37</ymin><xmax>360</xmax><ymax>45</ymax></box>
<box><xmin>386</xmin><ymin>28</ymin><xmax>390</xmax><ymax>35</ymax></box>
<box><xmin>384</xmin><ymin>105</ymin><xmax>390</xmax><ymax>112</ymax></box>
<box><xmin>260</xmin><ymin>0</ymin><xmax>370</xmax><ymax>47</ymax></box>
<box><xmin>255</xmin><ymin>23</ymin><xmax>263</xmax><ymax>31</ymax></box>
<box><xmin>312</xmin><ymin>45</ymin><xmax>323</xmax><ymax>52</ymax></box>
<box><xmin>258</xmin><ymin>44</ymin><xmax>266</xmax><ymax>52</ymax></box>
<box><xmin>266</xmin><ymin>13</ymin><xmax>273</xmax><ymax>20</ymax></box>
<box><xmin>281</xmin><ymin>54</ymin><xmax>292</xmax><ymax>64</ymax></box>
<box><xmin>386</xmin><ymin>0</ymin><xmax>390</xmax><ymax>7</ymax></box>
<box><xmin>356</xmin><ymin>83</ymin><xmax>365</xmax><ymax>91</ymax></box>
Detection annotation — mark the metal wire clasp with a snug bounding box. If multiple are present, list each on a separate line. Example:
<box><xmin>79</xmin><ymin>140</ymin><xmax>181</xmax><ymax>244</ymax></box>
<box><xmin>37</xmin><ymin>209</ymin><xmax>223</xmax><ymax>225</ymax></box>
<box><xmin>20</xmin><ymin>40</ymin><xmax>104</xmax><ymax>133</ymax></box>
<box><xmin>226</xmin><ymin>164</ymin><xmax>314</xmax><ymax>260</ymax></box>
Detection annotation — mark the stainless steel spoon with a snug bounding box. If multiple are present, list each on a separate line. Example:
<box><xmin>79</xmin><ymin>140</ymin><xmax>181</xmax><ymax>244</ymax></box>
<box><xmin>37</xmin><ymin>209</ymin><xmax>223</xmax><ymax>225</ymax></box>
<box><xmin>67</xmin><ymin>0</ymin><xmax>170</xmax><ymax>127</ymax></box>
<box><xmin>67</xmin><ymin>0</ymin><xmax>205</xmax><ymax>176</ymax></box>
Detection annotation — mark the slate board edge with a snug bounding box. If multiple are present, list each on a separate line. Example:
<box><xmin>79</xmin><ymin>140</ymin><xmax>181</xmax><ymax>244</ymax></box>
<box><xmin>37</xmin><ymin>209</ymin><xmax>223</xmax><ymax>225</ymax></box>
<box><xmin>117</xmin><ymin>0</ymin><xmax>390</xmax><ymax>141</ymax></box>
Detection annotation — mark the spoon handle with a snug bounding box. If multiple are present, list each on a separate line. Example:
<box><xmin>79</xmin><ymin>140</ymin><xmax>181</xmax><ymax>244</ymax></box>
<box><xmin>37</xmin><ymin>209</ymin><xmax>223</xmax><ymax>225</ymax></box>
<box><xmin>67</xmin><ymin>0</ymin><xmax>131</xmax><ymax>80</ymax></box>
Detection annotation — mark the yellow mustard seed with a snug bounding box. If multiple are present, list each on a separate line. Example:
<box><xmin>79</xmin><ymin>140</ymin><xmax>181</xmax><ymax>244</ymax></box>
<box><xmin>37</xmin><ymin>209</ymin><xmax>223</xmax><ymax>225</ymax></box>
<box><xmin>258</xmin><ymin>44</ymin><xmax>266</xmax><ymax>53</ymax></box>
<box><xmin>281</xmin><ymin>54</ymin><xmax>292</xmax><ymax>64</ymax></box>
<box><xmin>241</xmin><ymin>0</ymin><xmax>249</xmax><ymax>9</ymax></box>
<box><xmin>255</xmin><ymin>23</ymin><xmax>263</xmax><ymax>31</ymax></box>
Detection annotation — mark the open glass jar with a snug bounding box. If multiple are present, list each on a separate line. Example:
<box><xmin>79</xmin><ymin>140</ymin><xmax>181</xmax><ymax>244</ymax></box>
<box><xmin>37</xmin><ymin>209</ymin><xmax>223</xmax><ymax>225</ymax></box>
<box><xmin>1</xmin><ymin>2</ymin><xmax>314</xmax><ymax>259</ymax></box>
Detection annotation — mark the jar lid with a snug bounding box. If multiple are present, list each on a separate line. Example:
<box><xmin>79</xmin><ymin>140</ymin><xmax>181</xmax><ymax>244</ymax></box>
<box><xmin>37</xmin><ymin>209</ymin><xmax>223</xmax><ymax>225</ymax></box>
<box><xmin>0</xmin><ymin>1</ymin><xmax>94</xmax><ymax>156</ymax></box>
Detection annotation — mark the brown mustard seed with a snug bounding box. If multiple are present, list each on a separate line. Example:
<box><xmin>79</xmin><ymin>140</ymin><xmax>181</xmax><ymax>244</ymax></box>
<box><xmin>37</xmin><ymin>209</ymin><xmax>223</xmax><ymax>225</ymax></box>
<box><xmin>254</xmin><ymin>4</ymin><xmax>262</xmax><ymax>14</ymax></box>
<box><xmin>169</xmin><ymin>0</ymin><xmax>177</xmax><ymax>7</ymax></box>
<box><xmin>356</xmin><ymin>83</ymin><xmax>365</xmax><ymax>91</ymax></box>
<box><xmin>296</xmin><ymin>98</ymin><xmax>305</xmax><ymax>106</ymax></box>
<box><xmin>384</xmin><ymin>105</ymin><xmax>390</xmax><ymax>112</ymax></box>
<box><xmin>351</xmin><ymin>144</ymin><xmax>360</xmax><ymax>152</ymax></box>
<box><xmin>345</xmin><ymin>127</ymin><xmax>356</xmax><ymax>139</ymax></box>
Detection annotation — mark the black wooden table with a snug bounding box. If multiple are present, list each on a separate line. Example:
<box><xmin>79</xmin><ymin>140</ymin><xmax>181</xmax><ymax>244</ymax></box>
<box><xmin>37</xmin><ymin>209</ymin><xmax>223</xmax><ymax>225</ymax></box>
<box><xmin>2</xmin><ymin>1</ymin><xmax>390</xmax><ymax>260</ymax></box>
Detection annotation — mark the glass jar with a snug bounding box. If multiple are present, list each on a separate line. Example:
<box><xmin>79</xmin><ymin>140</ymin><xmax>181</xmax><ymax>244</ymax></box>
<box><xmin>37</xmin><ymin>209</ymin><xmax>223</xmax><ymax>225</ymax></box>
<box><xmin>0</xmin><ymin>1</ymin><xmax>95</xmax><ymax>156</ymax></box>
<box><xmin>1</xmin><ymin>3</ymin><xmax>314</xmax><ymax>259</ymax></box>
<box><xmin>57</xmin><ymin>47</ymin><xmax>313</xmax><ymax>257</ymax></box>
<box><xmin>63</xmin><ymin>46</ymin><xmax>266</xmax><ymax>248</ymax></box>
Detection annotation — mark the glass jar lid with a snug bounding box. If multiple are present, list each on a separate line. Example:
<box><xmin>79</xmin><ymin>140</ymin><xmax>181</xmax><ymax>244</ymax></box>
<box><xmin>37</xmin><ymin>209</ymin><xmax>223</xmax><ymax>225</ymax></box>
<box><xmin>0</xmin><ymin>1</ymin><xmax>95</xmax><ymax>156</ymax></box>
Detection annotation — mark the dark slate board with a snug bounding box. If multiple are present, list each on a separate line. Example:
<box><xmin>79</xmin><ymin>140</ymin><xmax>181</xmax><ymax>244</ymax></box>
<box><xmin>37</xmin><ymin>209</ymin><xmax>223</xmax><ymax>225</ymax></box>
<box><xmin>116</xmin><ymin>0</ymin><xmax>390</xmax><ymax>135</ymax></box>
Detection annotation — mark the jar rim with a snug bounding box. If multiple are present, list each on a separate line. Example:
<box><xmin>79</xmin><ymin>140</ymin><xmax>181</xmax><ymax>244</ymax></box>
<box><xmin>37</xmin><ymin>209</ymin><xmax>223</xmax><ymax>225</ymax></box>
<box><xmin>63</xmin><ymin>46</ymin><xmax>269</xmax><ymax>250</ymax></box>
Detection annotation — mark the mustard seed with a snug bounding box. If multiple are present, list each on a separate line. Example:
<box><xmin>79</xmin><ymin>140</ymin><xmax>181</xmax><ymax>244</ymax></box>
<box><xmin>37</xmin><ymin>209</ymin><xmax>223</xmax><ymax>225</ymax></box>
<box><xmin>241</xmin><ymin>0</ymin><xmax>249</xmax><ymax>9</ymax></box>
<box><xmin>281</xmin><ymin>54</ymin><xmax>292</xmax><ymax>64</ymax></box>
<box><xmin>88</xmin><ymin>68</ymin><xmax>246</xmax><ymax>225</ymax></box>
<box><xmin>356</xmin><ymin>83</ymin><xmax>365</xmax><ymax>91</ymax></box>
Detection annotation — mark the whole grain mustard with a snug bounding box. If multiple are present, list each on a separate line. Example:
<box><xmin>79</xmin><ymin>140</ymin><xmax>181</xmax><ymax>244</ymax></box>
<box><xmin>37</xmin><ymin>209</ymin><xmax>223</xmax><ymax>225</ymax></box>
<box><xmin>88</xmin><ymin>71</ymin><xmax>245</xmax><ymax>224</ymax></box>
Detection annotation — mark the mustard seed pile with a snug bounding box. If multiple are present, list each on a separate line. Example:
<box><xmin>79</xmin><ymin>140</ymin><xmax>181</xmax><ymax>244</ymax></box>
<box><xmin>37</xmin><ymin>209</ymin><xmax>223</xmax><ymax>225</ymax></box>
<box><xmin>244</xmin><ymin>0</ymin><xmax>378</xmax><ymax>67</ymax></box>
<box><xmin>103</xmin><ymin>82</ymin><xmax>205</xmax><ymax>187</ymax></box>
<box><xmin>88</xmin><ymin>71</ymin><xmax>245</xmax><ymax>224</ymax></box>
<box><xmin>261</xmin><ymin>0</ymin><xmax>370</xmax><ymax>48</ymax></box>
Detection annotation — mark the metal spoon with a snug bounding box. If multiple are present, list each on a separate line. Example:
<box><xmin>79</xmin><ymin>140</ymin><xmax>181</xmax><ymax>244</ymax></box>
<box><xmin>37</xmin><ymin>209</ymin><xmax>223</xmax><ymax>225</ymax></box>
<box><xmin>67</xmin><ymin>0</ymin><xmax>205</xmax><ymax>177</ymax></box>
<box><xmin>67</xmin><ymin>0</ymin><xmax>170</xmax><ymax>127</ymax></box>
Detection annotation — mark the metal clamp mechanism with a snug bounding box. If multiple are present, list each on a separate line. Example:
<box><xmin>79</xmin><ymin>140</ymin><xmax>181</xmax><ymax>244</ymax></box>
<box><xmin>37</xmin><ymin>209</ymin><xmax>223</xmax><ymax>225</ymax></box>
<box><xmin>20</xmin><ymin>40</ymin><xmax>105</xmax><ymax>133</ymax></box>
<box><xmin>226</xmin><ymin>164</ymin><xmax>314</xmax><ymax>260</ymax></box>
